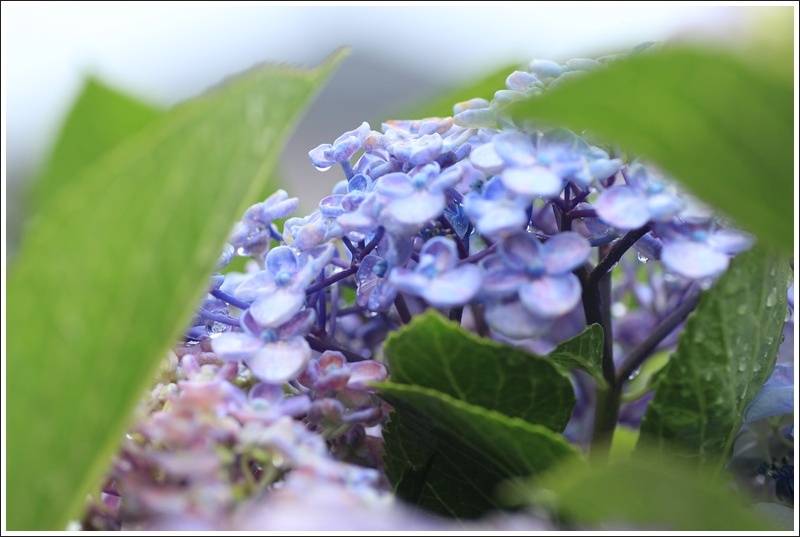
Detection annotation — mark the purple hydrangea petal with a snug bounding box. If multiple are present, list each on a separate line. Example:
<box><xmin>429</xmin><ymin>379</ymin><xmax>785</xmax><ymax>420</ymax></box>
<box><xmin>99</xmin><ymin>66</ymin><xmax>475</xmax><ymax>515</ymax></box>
<box><xmin>453</xmin><ymin>107</ymin><xmax>497</xmax><ymax>128</ymax></box>
<box><xmin>474</xmin><ymin>204</ymin><xmax>529</xmax><ymax>238</ymax></box>
<box><xmin>389</xmin><ymin>269</ymin><xmax>431</xmax><ymax>297</ymax></box>
<box><xmin>247</xmin><ymin>337</ymin><xmax>311</xmax><ymax>383</ymax></box>
<box><xmin>419</xmin><ymin>237</ymin><xmax>459</xmax><ymax>272</ymax></box>
<box><xmin>347</xmin><ymin>361</ymin><xmax>389</xmax><ymax>388</ymax></box>
<box><xmin>485</xmin><ymin>300</ymin><xmax>554</xmax><ymax>339</ymax></box>
<box><xmin>493</xmin><ymin>132</ymin><xmax>536</xmax><ymax>167</ymax></box>
<box><xmin>319</xmin><ymin>195</ymin><xmax>346</xmax><ymax>218</ymax></box>
<box><xmin>374</xmin><ymin>172</ymin><xmax>415</xmax><ymax>198</ymax></box>
<box><xmin>212</xmin><ymin>332</ymin><xmax>263</xmax><ymax>362</ymax></box>
<box><xmin>539</xmin><ymin>128</ymin><xmax>579</xmax><ymax>153</ymax></box>
<box><xmin>453</xmin><ymin>97</ymin><xmax>490</xmax><ymax>114</ymax></box>
<box><xmin>501</xmin><ymin>166</ymin><xmax>563</xmax><ymax>198</ymax></box>
<box><xmin>481</xmin><ymin>264</ymin><xmax>527</xmax><ymax>298</ymax></box>
<box><xmin>528</xmin><ymin>59</ymin><xmax>565</xmax><ymax>79</ymax></box>
<box><xmin>469</xmin><ymin>142</ymin><xmax>505</xmax><ymax>173</ymax></box>
<box><xmin>499</xmin><ymin>232</ymin><xmax>542</xmax><ymax>270</ymax></box>
<box><xmin>250</xmin><ymin>288</ymin><xmax>306</xmax><ymax>327</ymax></box>
<box><xmin>391</xmin><ymin>133</ymin><xmax>443</xmax><ymax>167</ymax></box>
<box><xmin>744</xmin><ymin>364</ymin><xmax>794</xmax><ymax>423</ymax></box>
<box><xmin>235</xmin><ymin>271</ymin><xmax>276</xmax><ymax>301</ymax></box>
<box><xmin>541</xmin><ymin>232</ymin><xmax>591</xmax><ymax>274</ymax></box>
<box><xmin>588</xmin><ymin>158</ymin><xmax>622</xmax><ymax>182</ymax></box>
<box><xmin>276</xmin><ymin>309</ymin><xmax>316</xmax><ymax>339</ymax></box>
<box><xmin>506</xmin><ymin>70</ymin><xmax>539</xmax><ymax>91</ymax></box>
<box><xmin>309</xmin><ymin>144</ymin><xmax>335</xmax><ymax>169</ymax></box>
<box><xmin>383</xmin><ymin>190</ymin><xmax>445</xmax><ymax>227</ymax></box>
<box><xmin>595</xmin><ymin>186</ymin><xmax>651</xmax><ymax>229</ymax></box>
<box><xmin>661</xmin><ymin>240</ymin><xmax>730</xmax><ymax>279</ymax></box>
<box><xmin>707</xmin><ymin>229</ymin><xmax>756</xmax><ymax>255</ymax></box>
<box><xmin>333</xmin><ymin>121</ymin><xmax>370</xmax><ymax>147</ymax></box>
<box><xmin>265</xmin><ymin>246</ymin><xmax>299</xmax><ymax>276</ymax></box>
<box><xmin>249</xmin><ymin>382</ymin><xmax>285</xmax><ymax>404</ymax></box>
<box><xmin>519</xmin><ymin>274</ymin><xmax>582</xmax><ymax>318</ymax></box>
<box><xmin>332</xmin><ymin>135</ymin><xmax>361</xmax><ymax>163</ymax></box>
<box><xmin>645</xmin><ymin>192</ymin><xmax>683</xmax><ymax>221</ymax></box>
<box><xmin>422</xmin><ymin>265</ymin><xmax>483</xmax><ymax>307</ymax></box>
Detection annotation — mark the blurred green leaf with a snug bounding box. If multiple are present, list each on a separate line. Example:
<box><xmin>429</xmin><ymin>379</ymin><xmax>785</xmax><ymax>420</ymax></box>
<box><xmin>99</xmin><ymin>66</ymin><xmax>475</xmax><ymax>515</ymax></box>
<box><xmin>509</xmin><ymin>46</ymin><xmax>793</xmax><ymax>252</ymax></box>
<box><xmin>32</xmin><ymin>78</ymin><xmax>162</xmax><ymax>205</ymax></box>
<box><xmin>637</xmin><ymin>247</ymin><xmax>790</xmax><ymax>471</ymax></box>
<box><xmin>384</xmin><ymin>311</ymin><xmax>575</xmax><ymax>431</ymax></box>
<box><xmin>514</xmin><ymin>450</ymin><xmax>772</xmax><ymax>530</ymax></box>
<box><xmin>7</xmin><ymin>50</ymin><xmax>346</xmax><ymax>530</ymax></box>
<box><xmin>380</xmin><ymin>383</ymin><xmax>580</xmax><ymax>518</ymax></box>
<box><xmin>393</xmin><ymin>63</ymin><xmax>520</xmax><ymax>119</ymax></box>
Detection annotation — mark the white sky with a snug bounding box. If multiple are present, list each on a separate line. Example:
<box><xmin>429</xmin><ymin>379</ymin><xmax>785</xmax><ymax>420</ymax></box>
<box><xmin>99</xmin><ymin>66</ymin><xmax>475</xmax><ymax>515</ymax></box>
<box><xmin>3</xmin><ymin>2</ymin><xmax>746</xmax><ymax>177</ymax></box>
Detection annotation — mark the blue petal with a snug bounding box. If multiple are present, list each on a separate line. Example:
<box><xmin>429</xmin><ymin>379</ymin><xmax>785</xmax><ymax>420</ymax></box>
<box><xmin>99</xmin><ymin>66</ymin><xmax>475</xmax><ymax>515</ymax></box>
<box><xmin>475</xmin><ymin>204</ymin><xmax>529</xmax><ymax>239</ymax></box>
<box><xmin>266</xmin><ymin>246</ymin><xmax>299</xmax><ymax>276</ymax></box>
<box><xmin>319</xmin><ymin>195</ymin><xmax>345</xmax><ymax>218</ymax></box>
<box><xmin>453</xmin><ymin>97</ymin><xmax>490</xmax><ymax>114</ymax></box>
<box><xmin>501</xmin><ymin>166</ymin><xmax>563</xmax><ymax>198</ymax></box>
<box><xmin>276</xmin><ymin>309</ymin><xmax>316</xmax><ymax>339</ymax></box>
<box><xmin>383</xmin><ymin>190</ymin><xmax>445</xmax><ymax>227</ymax></box>
<box><xmin>212</xmin><ymin>332</ymin><xmax>263</xmax><ymax>362</ymax></box>
<box><xmin>485</xmin><ymin>299</ymin><xmax>554</xmax><ymax>339</ymax></box>
<box><xmin>420</xmin><ymin>237</ymin><xmax>459</xmax><ymax>272</ymax></box>
<box><xmin>645</xmin><ymin>192</ymin><xmax>683</xmax><ymax>220</ymax></box>
<box><xmin>505</xmin><ymin>70</ymin><xmax>539</xmax><ymax>91</ymax></box>
<box><xmin>707</xmin><ymin>229</ymin><xmax>755</xmax><ymax>255</ymax></box>
<box><xmin>661</xmin><ymin>240</ymin><xmax>729</xmax><ymax>279</ymax></box>
<box><xmin>541</xmin><ymin>232</ymin><xmax>591</xmax><ymax>274</ymax></box>
<box><xmin>453</xmin><ymin>107</ymin><xmax>497</xmax><ymax>128</ymax></box>
<box><xmin>422</xmin><ymin>265</ymin><xmax>483</xmax><ymax>307</ymax></box>
<box><xmin>519</xmin><ymin>274</ymin><xmax>582</xmax><ymax>318</ymax></box>
<box><xmin>235</xmin><ymin>270</ymin><xmax>276</xmax><ymax>301</ymax></box>
<box><xmin>480</xmin><ymin>264</ymin><xmax>526</xmax><ymax>298</ymax></box>
<box><xmin>595</xmin><ymin>186</ymin><xmax>651</xmax><ymax>229</ymax></box>
<box><xmin>374</xmin><ymin>172</ymin><xmax>415</xmax><ymax>198</ymax></box>
<box><xmin>499</xmin><ymin>232</ymin><xmax>543</xmax><ymax>270</ymax></box>
<box><xmin>247</xmin><ymin>337</ymin><xmax>311</xmax><ymax>383</ymax></box>
<box><xmin>250</xmin><ymin>288</ymin><xmax>306</xmax><ymax>327</ymax></box>
<box><xmin>744</xmin><ymin>364</ymin><xmax>794</xmax><ymax>423</ymax></box>
<box><xmin>389</xmin><ymin>269</ymin><xmax>430</xmax><ymax>297</ymax></box>
<box><xmin>493</xmin><ymin>132</ymin><xmax>536</xmax><ymax>167</ymax></box>
<box><xmin>469</xmin><ymin>142</ymin><xmax>505</xmax><ymax>173</ymax></box>
<box><xmin>392</xmin><ymin>133</ymin><xmax>443</xmax><ymax>167</ymax></box>
<box><xmin>308</xmin><ymin>143</ymin><xmax>335</xmax><ymax>169</ymax></box>
<box><xmin>528</xmin><ymin>59</ymin><xmax>565</xmax><ymax>79</ymax></box>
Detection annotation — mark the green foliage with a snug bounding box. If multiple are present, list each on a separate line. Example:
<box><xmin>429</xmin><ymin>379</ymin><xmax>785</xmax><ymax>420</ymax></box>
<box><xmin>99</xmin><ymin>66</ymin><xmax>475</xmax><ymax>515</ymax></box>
<box><xmin>637</xmin><ymin>247</ymin><xmax>791</xmax><ymax>471</ymax></box>
<box><xmin>32</xmin><ymin>78</ymin><xmax>162</xmax><ymax>206</ymax></box>
<box><xmin>384</xmin><ymin>311</ymin><xmax>576</xmax><ymax>430</ymax></box>
<box><xmin>511</xmin><ymin>450</ymin><xmax>773</xmax><ymax>530</ymax></box>
<box><xmin>6</xmin><ymin>51</ymin><xmax>346</xmax><ymax>530</ymax></box>
<box><xmin>509</xmin><ymin>46</ymin><xmax>793</xmax><ymax>252</ymax></box>
<box><xmin>394</xmin><ymin>63</ymin><xmax>521</xmax><ymax>119</ymax></box>
<box><xmin>379</xmin><ymin>311</ymin><xmax>586</xmax><ymax>517</ymax></box>
<box><xmin>546</xmin><ymin>324</ymin><xmax>605</xmax><ymax>385</ymax></box>
<box><xmin>380</xmin><ymin>384</ymin><xmax>580</xmax><ymax>518</ymax></box>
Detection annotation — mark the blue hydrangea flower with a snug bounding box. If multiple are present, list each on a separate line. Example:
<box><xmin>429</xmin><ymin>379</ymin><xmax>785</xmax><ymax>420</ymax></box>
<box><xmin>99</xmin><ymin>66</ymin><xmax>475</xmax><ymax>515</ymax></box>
<box><xmin>744</xmin><ymin>364</ymin><xmax>794</xmax><ymax>423</ymax></box>
<box><xmin>235</xmin><ymin>244</ymin><xmax>333</xmax><ymax>327</ymax></box>
<box><xmin>463</xmin><ymin>177</ymin><xmax>531</xmax><ymax>239</ymax></box>
<box><xmin>389</xmin><ymin>236</ymin><xmax>482</xmax><ymax>308</ymax></box>
<box><xmin>309</xmin><ymin>122</ymin><xmax>372</xmax><ymax>170</ymax></box>
<box><xmin>229</xmin><ymin>189</ymin><xmax>299</xmax><ymax>257</ymax></box>
<box><xmin>212</xmin><ymin>309</ymin><xmax>316</xmax><ymax>383</ymax></box>
<box><xmin>283</xmin><ymin>211</ymin><xmax>344</xmax><ymax>250</ymax></box>
<box><xmin>482</xmin><ymin>231</ymin><xmax>591</xmax><ymax>318</ymax></box>
<box><xmin>374</xmin><ymin>164</ymin><xmax>460</xmax><ymax>233</ymax></box>
<box><xmin>660</xmin><ymin>227</ymin><xmax>755</xmax><ymax>280</ymax></box>
<box><xmin>355</xmin><ymin>234</ymin><xmax>412</xmax><ymax>312</ymax></box>
<box><xmin>595</xmin><ymin>164</ymin><xmax>683</xmax><ymax>230</ymax></box>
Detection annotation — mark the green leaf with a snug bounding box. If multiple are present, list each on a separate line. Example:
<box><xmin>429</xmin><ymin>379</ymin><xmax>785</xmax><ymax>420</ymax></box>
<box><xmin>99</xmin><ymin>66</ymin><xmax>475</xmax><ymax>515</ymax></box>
<box><xmin>32</xmin><ymin>77</ymin><xmax>162</xmax><ymax>205</ymax></box>
<box><xmin>547</xmin><ymin>324</ymin><xmax>605</xmax><ymax>385</ymax></box>
<box><xmin>394</xmin><ymin>63</ymin><xmax>521</xmax><ymax>119</ymax></box>
<box><xmin>7</xmin><ymin>50</ymin><xmax>346</xmax><ymax>530</ymax></box>
<box><xmin>509</xmin><ymin>46</ymin><xmax>793</xmax><ymax>252</ymax></box>
<box><xmin>514</xmin><ymin>451</ymin><xmax>773</xmax><ymax>531</ymax></box>
<box><xmin>637</xmin><ymin>247</ymin><xmax>790</xmax><ymax>471</ymax></box>
<box><xmin>384</xmin><ymin>310</ymin><xmax>575</xmax><ymax>431</ymax></box>
<box><xmin>380</xmin><ymin>383</ymin><xmax>580</xmax><ymax>518</ymax></box>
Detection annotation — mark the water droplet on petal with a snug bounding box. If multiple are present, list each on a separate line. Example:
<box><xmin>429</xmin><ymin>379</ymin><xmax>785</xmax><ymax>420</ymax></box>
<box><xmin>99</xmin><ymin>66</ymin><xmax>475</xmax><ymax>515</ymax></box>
<box><xmin>627</xmin><ymin>367</ymin><xmax>641</xmax><ymax>381</ymax></box>
<box><xmin>637</xmin><ymin>252</ymin><xmax>649</xmax><ymax>264</ymax></box>
<box><xmin>314</xmin><ymin>164</ymin><xmax>333</xmax><ymax>172</ymax></box>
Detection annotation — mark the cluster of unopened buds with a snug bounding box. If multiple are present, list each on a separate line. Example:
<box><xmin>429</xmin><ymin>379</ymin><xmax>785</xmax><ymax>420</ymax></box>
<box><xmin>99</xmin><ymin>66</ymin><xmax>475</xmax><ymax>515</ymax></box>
<box><xmin>90</xmin><ymin>45</ymin><xmax>782</xmax><ymax>529</ymax></box>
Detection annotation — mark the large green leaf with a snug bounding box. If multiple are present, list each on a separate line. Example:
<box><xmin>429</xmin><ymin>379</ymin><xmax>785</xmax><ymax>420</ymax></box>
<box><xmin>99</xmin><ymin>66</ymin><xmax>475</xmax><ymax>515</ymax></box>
<box><xmin>509</xmin><ymin>46</ymin><xmax>793</xmax><ymax>251</ymax></box>
<box><xmin>637</xmin><ymin>247</ymin><xmax>790</xmax><ymax>471</ymax></box>
<box><xmin>32</xmin><ymin>78</ymin><xmax>162</xmax><ymax>205</ymax></box>
<box><xmin>384</xmin><ymin>310</ymin><xmax>576</xmax><ymax>431</ymax></box>
<box><xmin>394</xmin><ymin>63</ymin><xmax>520</xmax><ymax>119</ymax></box>
<box><xmin>6</xmin><ymin>51</ymin><xmax>346</xmax><ymax>530</ymax></box>
<box><xmin>513</xmin><ymin>451</ymin><xmax>772</xmax><ymax>530</ymax></box>
<box><xmin>380</xmin><ymin>383</ymin><xmax>580</xmax><ymax>518</ymax></box>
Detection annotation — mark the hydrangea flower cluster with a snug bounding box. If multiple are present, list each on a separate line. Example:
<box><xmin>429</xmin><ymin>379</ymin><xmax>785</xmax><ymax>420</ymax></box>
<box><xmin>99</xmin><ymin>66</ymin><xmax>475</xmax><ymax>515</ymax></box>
<box><xmin>87</xmin><ymin>46</ymin><xmax>792</xmax><ymax>529</ymax></box>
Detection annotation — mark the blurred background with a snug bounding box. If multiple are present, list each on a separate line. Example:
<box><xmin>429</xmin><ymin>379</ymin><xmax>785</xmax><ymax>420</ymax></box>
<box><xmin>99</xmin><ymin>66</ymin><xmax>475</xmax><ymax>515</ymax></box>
<box><xmin>2</xmin><ymin>3</ymin><xmax>767</xmax><ymax>251</ymax></box>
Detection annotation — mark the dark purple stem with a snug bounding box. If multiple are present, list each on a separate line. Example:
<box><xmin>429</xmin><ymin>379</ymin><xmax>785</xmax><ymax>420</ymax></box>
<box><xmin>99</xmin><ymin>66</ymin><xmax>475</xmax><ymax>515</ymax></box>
<box><xmin>306</xmin><ymin>334</ymin><xmax>368</xmax><ymax>362</ymax></box>
<box><xmin>197</xmin><ymin>308</ymin><xmax>241</xmax><ymax>327</ymax></box>
<box><xmin>305</xmin><ymin>266</ymin><xmax>359</xmax><ymax>295</ymax></box>
<box><xmin>211</xmin><ymin>289</ymin><xmax>250</xmax><ymax>311</ymax></box>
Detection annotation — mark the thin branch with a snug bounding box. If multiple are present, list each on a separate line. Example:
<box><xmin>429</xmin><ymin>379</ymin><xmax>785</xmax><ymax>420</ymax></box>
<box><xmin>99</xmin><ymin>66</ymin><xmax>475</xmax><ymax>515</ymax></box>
<box><xmin>588</xmin><ymin>226</ymin><xmax>650</xmax><ymax>288</ymax></box>
<box><xmin>306</xmin><ymin>334</ymin><xmax>368</xmax><ymax>362</ymax></box>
